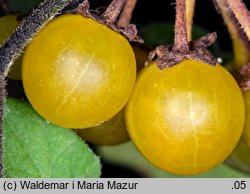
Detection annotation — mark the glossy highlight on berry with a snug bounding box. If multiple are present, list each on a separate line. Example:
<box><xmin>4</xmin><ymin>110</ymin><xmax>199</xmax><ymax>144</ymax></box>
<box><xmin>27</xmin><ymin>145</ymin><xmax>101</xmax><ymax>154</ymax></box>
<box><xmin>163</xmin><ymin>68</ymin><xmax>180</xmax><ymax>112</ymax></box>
<box><xmin>125</xmin><ymin>59</ymin><xmax>245</xmax><ymax>175</ymax></box>
<box><xmin>22</xmin><ymin>14</ymin><xmax>136</xmax><ymax>128</ymax></box>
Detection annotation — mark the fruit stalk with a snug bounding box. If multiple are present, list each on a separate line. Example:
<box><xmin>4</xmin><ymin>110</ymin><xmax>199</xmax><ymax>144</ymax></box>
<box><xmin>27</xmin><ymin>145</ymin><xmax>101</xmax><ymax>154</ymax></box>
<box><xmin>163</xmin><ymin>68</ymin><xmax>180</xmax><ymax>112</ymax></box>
<box><xmin>0</xmin><ymin>0</ymin><xmax>73</xmax><ymax>178</ymax></box>
<box><xmin>227</xmin><ymin>0</ymin><xmax>250</xmax><ymax>41</ymax></box>
<box><xmin>117</xmin><ymin>0</ymin><xmax>137</xmax><ymax>27</ymax></box>
<box><xmin>186</xmin><ymin>0</ymin><xmax>195</xmax><ymax>42</ymax></box>
<box><xmin>102</xmin><ymin>0</ymin><xmax>126</xmax><ymax>23</ymax></box>
<box><xmin>214</xmin><ymin>0</ymin><xmax>250</xmax><ymax>67</ymax></box>
<box><xmin>173</xmin><ymin>0</ymin><xmax>189</xmax><ymax>52</ymax></box>
<box><xmin>147</xmin><ymin>0</ymin><xmax>216</xmax><ymax>69</ymax></box>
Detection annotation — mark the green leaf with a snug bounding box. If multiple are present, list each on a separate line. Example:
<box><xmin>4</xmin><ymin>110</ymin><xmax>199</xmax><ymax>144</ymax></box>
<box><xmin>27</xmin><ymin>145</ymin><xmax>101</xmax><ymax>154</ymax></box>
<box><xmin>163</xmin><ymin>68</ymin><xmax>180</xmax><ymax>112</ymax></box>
<box><xmin>3</xmin><ymin>97</ymin><xmax>101</xmax><ymax>178</ymax></box>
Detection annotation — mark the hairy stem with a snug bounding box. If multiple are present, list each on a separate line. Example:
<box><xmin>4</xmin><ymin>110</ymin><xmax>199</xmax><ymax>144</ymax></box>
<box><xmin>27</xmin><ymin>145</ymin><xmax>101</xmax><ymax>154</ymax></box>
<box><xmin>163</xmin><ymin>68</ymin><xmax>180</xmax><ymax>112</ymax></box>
<box><xmin>186</xmin><ymin>0</ymin><xmax>195</xmax><ymax>42</ymax></box>
<box><xmin>117</xmin><ymin>0</ymin><xmax>137</xmax><ymax>27</ymax></box>
<box><xmin>102</xmin><ymin>0</ymin><xmax>126</xmax><ymax>23</ymax></box>
<box><xmin>227</xmin><ymin>0</ymin><xmax>250</xmax><ymax>40</ymax></box>
<box><xmin>173</xmin><ymin>0</ymin><xmax>189</xmax><ymax>52</ymax></box>
<box><xmin>0</xmin><ymin>0</ymin><xmax>73</xmax><ymax>178</ymax></box>
<box><xmin>214</xmin><ymin>0</ymin><xmax>250</xmax><ymax>67</ymax></box>
<box><xmin>0</xmin><ymin>0</ymin><xmax>73</xmax><ymax>74</ymax></box>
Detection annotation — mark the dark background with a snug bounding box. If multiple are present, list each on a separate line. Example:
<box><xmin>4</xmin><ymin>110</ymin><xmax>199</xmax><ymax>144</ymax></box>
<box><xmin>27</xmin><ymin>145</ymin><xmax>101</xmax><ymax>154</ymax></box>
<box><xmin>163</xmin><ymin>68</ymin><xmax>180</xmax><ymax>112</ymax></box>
<box><xmin>1</xmin><ymin>0</ymin><xmax>250</xmax><ymax>51</ymax></box>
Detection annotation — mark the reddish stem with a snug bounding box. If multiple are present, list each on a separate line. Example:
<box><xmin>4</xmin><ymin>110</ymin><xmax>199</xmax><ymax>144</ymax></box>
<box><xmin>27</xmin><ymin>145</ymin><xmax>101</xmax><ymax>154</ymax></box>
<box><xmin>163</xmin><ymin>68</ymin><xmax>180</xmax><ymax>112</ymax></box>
<box><xmin>214</xmin><ymin>0</ymin><xmax>250</xmax><ymax>67</ymax></box>
<box><xmin>117</xmin><ymin>0</ymin><xmax>137</xmax><ymax>27</ymax></box>
<box><xmin>186</xmin><ymin>0</ymin><xmax>195</xmax><ymax>42</ymax></box>
<box><xmin>102</xmin><ymin>0</ymin><xmax>126</xmax><ymax>23</ymax></box>
<box><xmin>173</xmin><ymin>0</ymin><xmax>189</xmax><ymax>52</ymax></box>
<box><xmin>227</xmin><ymin>0</ymin><xmax>250</xmax><ymax>40</ymax></box>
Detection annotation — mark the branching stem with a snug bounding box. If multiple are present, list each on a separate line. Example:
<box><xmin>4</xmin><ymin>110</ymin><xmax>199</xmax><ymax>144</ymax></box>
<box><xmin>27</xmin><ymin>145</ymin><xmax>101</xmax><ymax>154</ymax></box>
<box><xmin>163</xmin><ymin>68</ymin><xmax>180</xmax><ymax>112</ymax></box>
<box><xmin>102</xmin><ymin>0</ymin><xmax>126</xmax><ymax>23</ymax></box>
<box><xmin>117</xmin><ymin>0</ymin><xmax>137</xmax><ymax>27</ymax></box>
<box><xmin>214</xmin><ymin>0</ymin><xmax>250</xmax><ymax>67</ymax></box>
<box><xmin>227</xmin><ymin>0</ymin><xmax>250</xmax><ymax>40</ymax></box>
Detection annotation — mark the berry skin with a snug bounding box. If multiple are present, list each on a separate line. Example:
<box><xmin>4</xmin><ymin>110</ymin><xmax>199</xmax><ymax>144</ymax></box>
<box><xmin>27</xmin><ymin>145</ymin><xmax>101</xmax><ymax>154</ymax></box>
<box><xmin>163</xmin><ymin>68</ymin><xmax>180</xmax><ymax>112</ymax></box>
<box><xmin>76</xmin><ymin>109</ymin><xmax>129</xmax><ymax>145</ymax></box>
<box><xmin>132</xmin><ymin>45</ymin><xmax>148</xmax><ymax>72</ymax></box>
<box><xmin>125</xmin><ymin>59</ymin><xmax>245</xmax><ymax>175</ymax></box>
<box><xmin>75</xmin><ymin>45</ymin><xmax>148</xmax><ymax>145</ymax></box>
<box><xmin>22</xmin><ymin>14</ymin><xmax>136</xmax><ymax>128</ymax></box>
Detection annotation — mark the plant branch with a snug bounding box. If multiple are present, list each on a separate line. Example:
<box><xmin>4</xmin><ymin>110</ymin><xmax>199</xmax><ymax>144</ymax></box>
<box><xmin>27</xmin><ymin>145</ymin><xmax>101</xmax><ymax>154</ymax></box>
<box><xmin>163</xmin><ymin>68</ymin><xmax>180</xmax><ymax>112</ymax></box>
<box><xmin>102</xmin><ymin>0</ymin><xmax>126</xmax><ymax>23</ymax></box>
<box><xmin>173</xmin><ymin>0</ymin><xmax>189</xmax><ymax>52</ymax></box>
<box><xmin>117</xmin><ymin>0</ymin><xmax>137</xmax><ymax>27</ymax></box>
<box><xmin>0</xmin><ymin>0</ymin><xmax>73</xmax><ymax>178</ymax></box>
<box><xmin>214</xmin><ymin>0</ymin><xmax>250</xmax><ymax>67</ymax></box>
<box><xmin>186</xmin><ymin>0</ymin><xmax>195</xmax><ymax>42</ymax></box>
<box><xmin>227</xmin><ymin>0</ymin><xmax>250</xmax><ymax>41</ymax></box>
<box><xmin>147</xmin><ymin>0</ymin><xmax>216</xmax><ymax>69</ymax></box>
